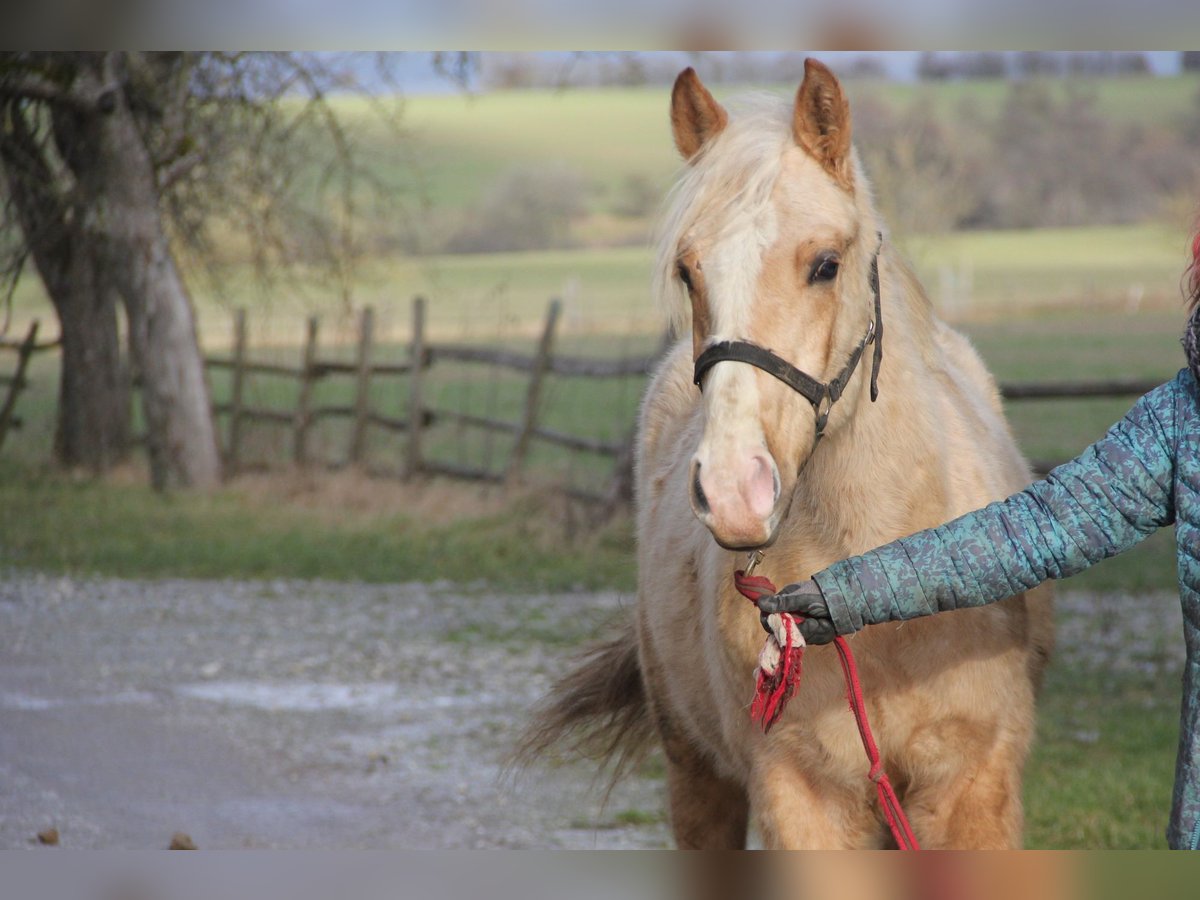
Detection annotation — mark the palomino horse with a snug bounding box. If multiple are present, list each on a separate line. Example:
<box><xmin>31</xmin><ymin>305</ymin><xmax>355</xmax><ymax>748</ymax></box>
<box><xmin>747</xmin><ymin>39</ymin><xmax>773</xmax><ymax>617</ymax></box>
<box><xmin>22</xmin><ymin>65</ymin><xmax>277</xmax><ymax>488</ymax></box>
<box><xmin>521</xmin><ymin>59</ymin><xmax>1053</xmax><ymax>849</ymax></box>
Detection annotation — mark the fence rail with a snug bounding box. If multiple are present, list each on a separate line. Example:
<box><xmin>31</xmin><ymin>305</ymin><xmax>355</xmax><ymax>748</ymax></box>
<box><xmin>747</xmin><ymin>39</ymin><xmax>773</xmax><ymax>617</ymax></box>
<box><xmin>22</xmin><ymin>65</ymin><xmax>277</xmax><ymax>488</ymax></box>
<box><xmin>202</xmin><ymin>297</ymin><xmax>649</xmax><ymax>506</ymax></box>
<box><xmin>197</xmin><ymin>298</ymin><xmax>1180</xmax><ymax>505</ymax></box>
<box><xmin>999</xmin><ymin>378</ymin><xmax>1165</xmax><ymax>400</ymax></box>
<box><xmin>430</xmin><ymin>343</ymin><xmax>656</xmax><ymax>378</ymax></box>
<box><xmin>0</xmin><ymin>302</ymin><xmax>1184</xmax><ymax>508</ymax></box>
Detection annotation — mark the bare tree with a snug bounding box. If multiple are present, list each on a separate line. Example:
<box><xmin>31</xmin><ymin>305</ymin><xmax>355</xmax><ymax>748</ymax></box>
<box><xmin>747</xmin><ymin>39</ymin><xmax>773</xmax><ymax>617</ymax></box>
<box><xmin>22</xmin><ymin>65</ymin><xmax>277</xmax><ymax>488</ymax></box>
<box><xmin>852</xmin><ymin>92</ymin><xmax>981</xmax><ymax>236</ymax></box>
<box><xmin>0</xmin><ymin>52</ymin><xmax>407</xmax><ymax>489</ymax></box>
<box><xmin>0</xmin><ymin>52</ymin><xmax>207</xmax><ymax>484</ymax></box>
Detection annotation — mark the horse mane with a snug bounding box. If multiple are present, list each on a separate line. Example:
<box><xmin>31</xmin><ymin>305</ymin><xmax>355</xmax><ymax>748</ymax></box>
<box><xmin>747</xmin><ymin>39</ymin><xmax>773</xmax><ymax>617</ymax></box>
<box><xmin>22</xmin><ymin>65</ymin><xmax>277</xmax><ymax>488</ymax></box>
<box><xmin>653</xmin><ymin>93</ymin><xmax>792</xmax><ymax>335</ymax></box>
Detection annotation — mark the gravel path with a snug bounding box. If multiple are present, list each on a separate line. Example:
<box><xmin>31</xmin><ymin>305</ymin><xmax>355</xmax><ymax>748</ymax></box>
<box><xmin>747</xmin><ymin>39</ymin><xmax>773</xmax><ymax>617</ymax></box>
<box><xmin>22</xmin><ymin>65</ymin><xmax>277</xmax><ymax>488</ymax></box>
<box><xmin>0</xmin><ymin>573</ymin><xmax>665</xmax><ymax>849</ymax></box>
<box><xmin>0</xmin><ymin>572</ymin><xmax>1185</xmax><ymax>849</ymax></box>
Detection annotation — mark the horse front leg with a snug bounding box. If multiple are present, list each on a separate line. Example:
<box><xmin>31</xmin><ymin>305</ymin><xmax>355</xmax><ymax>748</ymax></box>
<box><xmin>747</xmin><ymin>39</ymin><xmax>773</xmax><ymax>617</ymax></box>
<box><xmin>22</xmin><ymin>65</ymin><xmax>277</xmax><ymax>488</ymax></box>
<box><xmin>750</xmin><ymin>744</ymin><xmax>884</xmax><ymax>849</ymax></box>
<box><xmin>901</xmin><ymin>731</ymin><xmax>1027</xmax><ymax>849</ymax></box>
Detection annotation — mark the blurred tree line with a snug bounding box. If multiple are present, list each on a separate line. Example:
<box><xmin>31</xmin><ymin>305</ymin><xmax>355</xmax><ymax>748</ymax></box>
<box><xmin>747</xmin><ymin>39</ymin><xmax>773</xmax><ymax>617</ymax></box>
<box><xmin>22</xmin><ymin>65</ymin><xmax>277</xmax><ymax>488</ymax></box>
<box><xmin>430</xmin><ymin>74</ymin><xmax>1200</xmax><ymax>255</ymax></box>
<box><xmin>477</xmin><ymin>51</ymin><xmax>1168</xmax><ymax>90</ymax></box>
<box><xmin>855</xmin><ymin>80</ymin><xmax>1200</xmax><ymax>238</ymax></box>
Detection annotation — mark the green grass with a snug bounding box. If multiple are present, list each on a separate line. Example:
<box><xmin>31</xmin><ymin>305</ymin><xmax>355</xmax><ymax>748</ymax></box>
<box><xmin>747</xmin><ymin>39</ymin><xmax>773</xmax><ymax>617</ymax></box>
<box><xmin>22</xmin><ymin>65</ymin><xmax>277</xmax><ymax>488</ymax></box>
<box><xmin>0</xmin><ymin>464</ymin><xmax>636</xmax><ymax>592</ymax></box>
<box><xmin>399</xmin><ymin>88</ymin><xmax>679</xmax><ymax>210</ymax></box>
<box><xmin>611</xmin><ymin>808</ymin><xmax>666</xmax><ymax>828</ymax></box>
<box><xmin>904</xmin><ymin>222</ymin><xmax>1190</xmax><ymax>312</ymax></box>
<box><xmin>68</xmin><ymin>245</ymin><xmax>661</xmax><ymax>346</ymax></box>
<box><xmin>845</xmin><ymin>73</ymin><xmax>1200</xmax><ymax>126</ymax></box>
<box><xmin>1026</xmin><ymin>661</ymin><xmax>1180</xmax><ymax>849</ymax></box>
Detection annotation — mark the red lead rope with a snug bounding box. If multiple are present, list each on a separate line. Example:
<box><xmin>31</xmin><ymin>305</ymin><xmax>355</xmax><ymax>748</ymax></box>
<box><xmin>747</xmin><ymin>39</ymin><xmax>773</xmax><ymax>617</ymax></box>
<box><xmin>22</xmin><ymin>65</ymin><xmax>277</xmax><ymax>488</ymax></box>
<box><xmin>734</xmin><ymin>569</ymin><xmax>921</xmax><ymax>851</ymax></box>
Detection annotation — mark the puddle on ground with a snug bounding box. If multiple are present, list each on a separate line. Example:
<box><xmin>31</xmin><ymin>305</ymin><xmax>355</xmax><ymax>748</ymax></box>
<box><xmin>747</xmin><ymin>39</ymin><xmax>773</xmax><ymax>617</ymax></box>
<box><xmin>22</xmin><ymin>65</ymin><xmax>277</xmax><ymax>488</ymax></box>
<box><xmin>0</xmin><ymin>690</ymin><xmax>156</xmax><ymax>711</ymax></box>
<box><xmin>176</xmin><ymin>681</ymin><xmax>506</xmax><ymax>714</ymax></box>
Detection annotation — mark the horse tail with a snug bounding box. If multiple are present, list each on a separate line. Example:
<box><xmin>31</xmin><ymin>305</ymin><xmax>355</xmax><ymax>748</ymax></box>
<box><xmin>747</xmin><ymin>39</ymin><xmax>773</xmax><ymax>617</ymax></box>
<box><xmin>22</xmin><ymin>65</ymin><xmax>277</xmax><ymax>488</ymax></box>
<box><xmin>511</xmin><ymin>618</ymin><xmax>652</xmax><ymax>787</ymax></box>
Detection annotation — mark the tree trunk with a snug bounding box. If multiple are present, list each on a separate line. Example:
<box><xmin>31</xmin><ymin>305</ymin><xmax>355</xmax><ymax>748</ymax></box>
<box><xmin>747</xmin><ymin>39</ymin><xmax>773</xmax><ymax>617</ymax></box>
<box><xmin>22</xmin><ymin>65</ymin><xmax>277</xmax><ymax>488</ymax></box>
<box><xmin>53</xmin><ymin>279</ymin><xmax>131</xmax><ymax>471</ymax></box>
<box><xmin>1</xmin><ymin>108</ymin><xmax>132</xmax><ymax>472</ymax></box>
<box><xmin>119</xmin><ymin>228</ymin><xmax>221</xmax><ymax>491</ymax></box>
<box><xmin>52</xmin><ymin>56</ymin><xmax>220</xmax><ymax>490</ymax></box>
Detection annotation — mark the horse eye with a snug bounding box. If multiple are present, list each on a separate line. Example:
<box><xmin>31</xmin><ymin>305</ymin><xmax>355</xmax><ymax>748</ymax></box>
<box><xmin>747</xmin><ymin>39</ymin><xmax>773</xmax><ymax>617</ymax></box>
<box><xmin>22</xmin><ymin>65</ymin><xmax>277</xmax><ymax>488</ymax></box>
<box><xmin>810</xmin><ymin>255</ymin><xmax>840</xmax><ymax>284</ymax></box>
<box><xmin>677</xmin><ymin>263</ymin><xmax>694</xmax><ymax>290</ymax></box>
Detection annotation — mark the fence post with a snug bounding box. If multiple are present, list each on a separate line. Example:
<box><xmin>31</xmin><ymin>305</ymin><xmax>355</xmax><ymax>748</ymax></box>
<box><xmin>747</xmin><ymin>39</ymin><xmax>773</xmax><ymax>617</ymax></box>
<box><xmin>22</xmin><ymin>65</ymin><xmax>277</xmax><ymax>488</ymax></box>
<box><xmin>602</xmin><ymin>428</ymin><xmax>637</xmax><ymax>519</ymax></box>
<box><xmin>405</xmin><ymin>297</ymin><xmax>426</xmax><ymax>479</ymax></box>
<box><xmin>226</xmin><ymin>308</ymin><xmax>247</xmax><ymax>475</ymax></box>
<box><xmin>293</xmin><ymin>315</ymin><xmax>319</xmax><ymax>467</ymax></box>
<box><xmin>0</xmin><ymin>320</ymin><xmax>39</xmax><ymax>452</ymax></box>
<box><xmin>507</xmin><ymin>298</ymin><xmax>561</xmax><ymax>482</ymax></box>
<box><xmin>349</xmin><ymin>306</ymin><xmax>375</xmax><ymax>467</ymax></box>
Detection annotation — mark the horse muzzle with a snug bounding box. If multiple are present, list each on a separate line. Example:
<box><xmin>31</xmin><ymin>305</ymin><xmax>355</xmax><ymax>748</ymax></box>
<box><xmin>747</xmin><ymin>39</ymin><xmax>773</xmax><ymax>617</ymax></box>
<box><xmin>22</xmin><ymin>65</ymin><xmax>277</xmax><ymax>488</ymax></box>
<box><xmin>689</xmin><ymin>452</ymin><xmax>783</xmax><ymax>550</ymax></box>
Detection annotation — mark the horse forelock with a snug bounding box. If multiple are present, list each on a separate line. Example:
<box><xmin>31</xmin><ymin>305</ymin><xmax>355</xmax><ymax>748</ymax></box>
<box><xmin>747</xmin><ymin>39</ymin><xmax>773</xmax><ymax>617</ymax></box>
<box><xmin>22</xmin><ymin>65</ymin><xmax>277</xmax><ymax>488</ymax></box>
<box><xmin>653</xmin><ymin>94</ymin><xmax>793</xmax><ymax>335</ymax></box>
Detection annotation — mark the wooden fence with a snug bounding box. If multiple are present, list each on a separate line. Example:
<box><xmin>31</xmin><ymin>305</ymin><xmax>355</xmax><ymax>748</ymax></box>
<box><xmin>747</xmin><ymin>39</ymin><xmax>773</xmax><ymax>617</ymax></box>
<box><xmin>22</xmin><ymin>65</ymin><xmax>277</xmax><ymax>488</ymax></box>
<box><xmin>0</xmin><ymin>320</ymin><xmax>57</xmax><ymax>453</ymax></box>
<box><xmin>208</xmin><ymin>298</ymin><xmax>660</xmax><ymax>506</ymax></box>
<box><xmin>0</xmin><ymin>301</ymin><xmax>1177</xmax><ymax>502</ymax></box>
<box><xmin>205</xmin><ymin>298</ymin><xmax>1173</xmax><ymax>496</ymax></box>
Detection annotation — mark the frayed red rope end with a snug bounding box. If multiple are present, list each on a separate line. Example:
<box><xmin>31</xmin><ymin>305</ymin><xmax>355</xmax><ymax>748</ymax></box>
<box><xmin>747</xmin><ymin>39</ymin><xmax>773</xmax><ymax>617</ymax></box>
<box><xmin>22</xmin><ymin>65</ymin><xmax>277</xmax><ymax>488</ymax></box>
<box><xmin>735</xmin><ymin>569</ymin><xmax>804</xmax><ymax>733</ymax></box>
<box><xmin>748</xmin><ymin>615</ymin><xmax>804</xmax><ymax>732</ymax></box>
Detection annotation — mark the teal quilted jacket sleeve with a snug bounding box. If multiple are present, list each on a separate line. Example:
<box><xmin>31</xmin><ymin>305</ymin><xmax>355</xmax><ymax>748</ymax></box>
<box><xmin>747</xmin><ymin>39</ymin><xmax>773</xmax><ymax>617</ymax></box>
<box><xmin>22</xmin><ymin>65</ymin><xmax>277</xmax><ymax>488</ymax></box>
<box><xmin>813</xmin><ymin>377</ymin><xmax>1180</xmax><ymax>635</ymax></box>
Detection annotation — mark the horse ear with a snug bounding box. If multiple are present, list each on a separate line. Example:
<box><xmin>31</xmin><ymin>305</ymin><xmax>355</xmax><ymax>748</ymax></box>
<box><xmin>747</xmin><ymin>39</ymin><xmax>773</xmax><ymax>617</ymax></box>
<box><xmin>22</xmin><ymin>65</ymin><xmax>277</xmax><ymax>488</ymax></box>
<box><xmin>793</xmin><ymin>58</ymin><xmax>853</xmax><ymax>188</ymax></box>
<box><xmin>671</xmin><ymin>68</ymin><xmax>728</xmax><ymax>161</ymax></box>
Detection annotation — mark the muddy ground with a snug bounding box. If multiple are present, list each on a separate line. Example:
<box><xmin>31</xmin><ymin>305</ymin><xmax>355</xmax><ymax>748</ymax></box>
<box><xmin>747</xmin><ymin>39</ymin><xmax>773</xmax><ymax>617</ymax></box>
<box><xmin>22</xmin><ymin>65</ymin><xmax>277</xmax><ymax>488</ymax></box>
<box><xmin>0</xmin><ymin>572</ymin><xmax>1184</xmax><ymax>849</ymax></box>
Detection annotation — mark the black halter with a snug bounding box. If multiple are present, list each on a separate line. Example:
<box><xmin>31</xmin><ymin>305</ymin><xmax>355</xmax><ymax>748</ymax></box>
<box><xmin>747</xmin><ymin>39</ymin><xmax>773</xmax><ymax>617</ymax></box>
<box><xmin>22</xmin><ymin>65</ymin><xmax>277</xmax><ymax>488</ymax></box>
<box><xmin>693</xmin><ymin>235</ymin><xmax>884</xmax><ymax>440</ymax></box>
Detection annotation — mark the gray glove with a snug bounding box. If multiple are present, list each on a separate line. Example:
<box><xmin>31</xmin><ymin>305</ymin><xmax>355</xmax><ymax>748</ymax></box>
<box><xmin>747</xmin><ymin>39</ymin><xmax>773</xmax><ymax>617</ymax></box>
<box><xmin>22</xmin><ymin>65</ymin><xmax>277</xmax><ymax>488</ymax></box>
<box><xmin>755</xmin><ymin>579</ymin><xmax>838</xmax><ymax>645</ymax></box>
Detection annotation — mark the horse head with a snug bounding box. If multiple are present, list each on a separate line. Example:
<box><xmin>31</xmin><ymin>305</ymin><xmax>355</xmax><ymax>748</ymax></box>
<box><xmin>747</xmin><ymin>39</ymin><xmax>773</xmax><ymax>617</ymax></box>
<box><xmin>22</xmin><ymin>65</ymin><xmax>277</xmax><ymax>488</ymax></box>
<box><xmin>659</xmin><ymin>59</ymin><xmax>883</xmax><ymax>550</ymax></box>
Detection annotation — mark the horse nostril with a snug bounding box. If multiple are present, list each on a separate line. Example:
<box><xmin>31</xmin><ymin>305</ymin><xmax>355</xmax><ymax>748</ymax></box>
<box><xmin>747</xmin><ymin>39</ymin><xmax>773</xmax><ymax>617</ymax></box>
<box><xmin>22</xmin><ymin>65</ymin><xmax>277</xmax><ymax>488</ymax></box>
<box><xmin>692</xmin><ymin>463</ymin><xmax>710</xmax><ymax>514</ymax></box>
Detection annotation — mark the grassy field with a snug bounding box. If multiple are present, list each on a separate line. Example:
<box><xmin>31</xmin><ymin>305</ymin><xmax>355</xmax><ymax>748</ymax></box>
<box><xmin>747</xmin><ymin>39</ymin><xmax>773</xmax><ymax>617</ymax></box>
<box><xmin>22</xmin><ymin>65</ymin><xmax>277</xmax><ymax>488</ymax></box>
<box><xmin>0</xmin><ymin>466</ymin><xmax>636</xmax><ymax>590</ymax></box>
<box><xmin>386</xmin><ymin>74</ymin><xmax>1200</xmax><ymax>212</ymax></box>
<box><xmin>5</xmin><ymin>220</ymin><xmax>1189</xmax><ymax>349</ymax></box>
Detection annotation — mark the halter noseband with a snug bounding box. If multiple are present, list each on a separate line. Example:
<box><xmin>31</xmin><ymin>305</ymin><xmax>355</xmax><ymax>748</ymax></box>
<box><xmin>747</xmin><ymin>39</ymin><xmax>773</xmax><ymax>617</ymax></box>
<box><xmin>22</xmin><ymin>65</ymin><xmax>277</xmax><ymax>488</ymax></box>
<box><xmin>692</xmin><ymin>234</ymin><xmax>884</xmax><ymax>440</ymax></box>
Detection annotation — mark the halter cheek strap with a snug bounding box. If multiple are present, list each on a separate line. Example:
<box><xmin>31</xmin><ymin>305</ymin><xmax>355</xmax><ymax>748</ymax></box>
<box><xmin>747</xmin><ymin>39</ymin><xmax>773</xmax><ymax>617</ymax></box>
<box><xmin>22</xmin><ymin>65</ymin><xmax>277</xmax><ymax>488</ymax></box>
<box><xmin>693</xmin><ymin>234</ymin><xmax>885</xmax><ymax>440</ymax></box>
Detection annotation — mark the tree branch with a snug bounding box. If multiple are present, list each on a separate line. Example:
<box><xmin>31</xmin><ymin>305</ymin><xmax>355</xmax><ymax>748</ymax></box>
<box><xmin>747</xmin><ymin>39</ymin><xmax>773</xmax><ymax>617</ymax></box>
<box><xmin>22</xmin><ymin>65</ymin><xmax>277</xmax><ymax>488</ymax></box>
<box><xmin>0</xmin><ymin>68</ymin><xmax>117</xmax><ymax>114</ymax></box>
<box><xmin>156</xmin><ymin>151</ymin><xmax>202</xmax><ymax>191</ymax></box>
<box><xmin>0</xmin><ymin>100</ymin><xmax>59</xmax><ymax>197</ymax></box>
<box><xmin>0</xmin><ymin>72</ymin><xmax>62</xmax><ymax>102</ymax></box>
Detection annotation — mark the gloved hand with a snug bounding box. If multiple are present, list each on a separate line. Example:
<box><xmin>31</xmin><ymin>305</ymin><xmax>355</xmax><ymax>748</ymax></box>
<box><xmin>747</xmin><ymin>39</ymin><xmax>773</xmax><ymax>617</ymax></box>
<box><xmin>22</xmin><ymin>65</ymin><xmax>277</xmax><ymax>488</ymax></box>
<box><xmin>755</xmin><ymin>579</ymin><xmax>838</xmax><ymax>645</ymax></box>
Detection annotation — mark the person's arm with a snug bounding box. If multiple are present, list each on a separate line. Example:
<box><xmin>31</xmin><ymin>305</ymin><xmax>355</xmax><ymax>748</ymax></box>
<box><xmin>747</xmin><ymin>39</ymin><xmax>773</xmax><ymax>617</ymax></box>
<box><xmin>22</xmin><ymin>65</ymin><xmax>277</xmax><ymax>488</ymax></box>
<box><xmin>762</xmin><ymin>372</ymin><xmax>1183</xmax><ymax>639</ymax></box>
